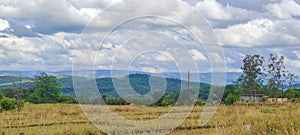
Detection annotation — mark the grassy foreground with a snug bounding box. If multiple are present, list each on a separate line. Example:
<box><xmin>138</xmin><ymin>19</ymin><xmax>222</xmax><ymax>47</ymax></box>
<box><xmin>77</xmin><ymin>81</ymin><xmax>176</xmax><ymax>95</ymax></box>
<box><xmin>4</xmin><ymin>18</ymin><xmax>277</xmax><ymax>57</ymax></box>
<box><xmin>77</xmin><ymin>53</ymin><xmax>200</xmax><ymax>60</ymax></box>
<box><xmin>0</xmin><ymin>103</ymin><xmax>299</xmax><ymax>135</ymax></box>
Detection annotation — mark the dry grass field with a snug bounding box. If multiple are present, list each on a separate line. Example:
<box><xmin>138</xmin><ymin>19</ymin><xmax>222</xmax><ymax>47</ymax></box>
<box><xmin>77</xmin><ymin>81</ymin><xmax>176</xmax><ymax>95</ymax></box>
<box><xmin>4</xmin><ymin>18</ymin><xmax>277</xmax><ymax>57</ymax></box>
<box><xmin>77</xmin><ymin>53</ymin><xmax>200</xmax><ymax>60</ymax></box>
<box><xmin>0</xmin><ymin>103</ymin><xmax>299</xmax><ymax>135</ymax></box>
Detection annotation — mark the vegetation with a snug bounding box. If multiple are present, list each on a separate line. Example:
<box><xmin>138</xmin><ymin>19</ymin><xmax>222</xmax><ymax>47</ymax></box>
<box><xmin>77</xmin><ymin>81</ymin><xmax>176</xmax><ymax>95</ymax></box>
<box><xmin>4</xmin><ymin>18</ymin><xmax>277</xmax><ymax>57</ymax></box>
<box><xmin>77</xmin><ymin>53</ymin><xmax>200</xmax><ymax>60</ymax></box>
<box><xmin>0</xmin><ymin>103</ymin><xmax>299</xmax><ymax>134</ymax></box>
<box><xmin>224</xmin><ymin>54</ymin><xmax>300</xmax><ymax>104</ymax></box>
<box><xmin>27</xmin><ymin>73</ymin><xmax>62</xmax><ymax>103</ymax></box>
<box><xmin>0</xmin><ymin>53</ymin><xmax>299</xmax><ymax>134</ymax></box>
<box><xmin>0</xmin><ymin>97</ymin><xmax>20</xmax><ymax>111</ymax></box>
<box><xmin>224</xmin><ymin>94</ymin><xmax>239</xmax><ymax>105</ymax></box>
<box><xmin>238</xmin><ymin>54</ymin><xmax>264</xmax><ymax>94</ymax></box>
<box><xmin>285</xmin><ymin>89</ymin><xmax>300</xmax><ymax>100</ymax></box>
<box><xmin>0</xmin><ymin>73</ymin><xmax>76</xmax><ymax>112</ymax></box>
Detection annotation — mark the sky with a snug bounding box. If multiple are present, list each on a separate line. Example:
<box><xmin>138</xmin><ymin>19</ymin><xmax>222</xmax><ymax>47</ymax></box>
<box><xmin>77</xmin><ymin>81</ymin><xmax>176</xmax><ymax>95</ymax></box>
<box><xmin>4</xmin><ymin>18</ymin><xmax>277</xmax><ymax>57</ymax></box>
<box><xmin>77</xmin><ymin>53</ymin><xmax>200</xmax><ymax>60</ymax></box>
<box><xmin>0</xmin><ymin>0</ymin><xmax>300</xmax><ymax>75</ymax></box>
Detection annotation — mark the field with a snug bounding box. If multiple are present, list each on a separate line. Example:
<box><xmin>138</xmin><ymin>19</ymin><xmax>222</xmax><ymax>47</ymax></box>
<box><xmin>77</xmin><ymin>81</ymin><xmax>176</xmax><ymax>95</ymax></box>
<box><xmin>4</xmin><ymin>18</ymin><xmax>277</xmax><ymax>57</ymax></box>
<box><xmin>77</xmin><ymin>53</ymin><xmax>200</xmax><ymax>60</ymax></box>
<box><xmin>0</xmin><ymin>103</ymin><xmax>300</xmax><ymax>135</ymax></box>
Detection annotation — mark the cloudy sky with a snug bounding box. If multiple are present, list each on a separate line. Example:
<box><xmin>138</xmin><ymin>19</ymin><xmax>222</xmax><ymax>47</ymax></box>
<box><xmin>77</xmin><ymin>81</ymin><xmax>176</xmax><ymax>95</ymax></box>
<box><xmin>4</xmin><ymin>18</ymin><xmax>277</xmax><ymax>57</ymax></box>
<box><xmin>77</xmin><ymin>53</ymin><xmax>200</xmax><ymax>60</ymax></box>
<box><xmin>0</xmin><ymin>0</ymin><xmax>300</xmax><ymax>75</ymax></box>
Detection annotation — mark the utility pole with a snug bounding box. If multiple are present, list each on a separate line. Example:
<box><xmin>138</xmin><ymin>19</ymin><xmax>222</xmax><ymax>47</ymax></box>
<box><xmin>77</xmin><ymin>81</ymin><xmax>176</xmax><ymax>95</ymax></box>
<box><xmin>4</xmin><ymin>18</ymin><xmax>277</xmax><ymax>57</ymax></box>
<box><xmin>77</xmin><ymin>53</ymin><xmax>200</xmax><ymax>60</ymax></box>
<box><xmin>188</xmin><ymin>70</ymin><xmax>190</xmax><ymax>96</ymax></box>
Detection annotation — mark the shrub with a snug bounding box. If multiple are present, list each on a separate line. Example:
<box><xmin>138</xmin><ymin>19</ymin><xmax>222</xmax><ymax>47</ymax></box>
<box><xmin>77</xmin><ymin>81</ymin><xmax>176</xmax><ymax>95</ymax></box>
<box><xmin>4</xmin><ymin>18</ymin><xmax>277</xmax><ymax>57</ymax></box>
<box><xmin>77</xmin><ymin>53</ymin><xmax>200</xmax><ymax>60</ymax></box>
<box><xmin>289</xmin><ymin>98</ymin><xmax>300</xmax><ymax>103</ymax></box>
<box><xmin>0</xmin><ymin>88</ymin><xmax>18</xmax><ymax>98</ymax></box>
<box><xmin>58</xmin><ymin>96</ymin><xmax>77</xmax><ymax>104</ymax></box>
<box><xmin>195</xmin><ymin>99</ymin><xmax>206</xmax><ymax>106</ymax></box>
<box><xmin>261</xmin><ymin>97</ymin><xmax>267</xmax><ymax>102</ymax></box>
<box><xmin>0</xmin><ymin>97</ymin><xmax>18</xmax><ymax>111</ymax></box>
<box><xmin>224</xmin><ymin>94</ymin><xmax>239</xmax><ymax>105</ymax></box>
<box><xmin>161</xmin><ymin>99</ymin><xmax>174</xmax><ymax>106</ymax></box>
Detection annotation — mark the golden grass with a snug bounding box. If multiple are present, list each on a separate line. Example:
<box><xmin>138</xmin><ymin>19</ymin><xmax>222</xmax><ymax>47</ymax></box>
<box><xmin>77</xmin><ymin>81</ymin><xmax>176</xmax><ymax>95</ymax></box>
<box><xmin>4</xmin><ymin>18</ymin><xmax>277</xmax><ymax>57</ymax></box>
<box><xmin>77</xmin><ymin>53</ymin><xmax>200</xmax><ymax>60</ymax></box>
<box><xmin>0</xmin><ymin>103</ymin><xmax>299</xmax><ymax>135</ymax></box>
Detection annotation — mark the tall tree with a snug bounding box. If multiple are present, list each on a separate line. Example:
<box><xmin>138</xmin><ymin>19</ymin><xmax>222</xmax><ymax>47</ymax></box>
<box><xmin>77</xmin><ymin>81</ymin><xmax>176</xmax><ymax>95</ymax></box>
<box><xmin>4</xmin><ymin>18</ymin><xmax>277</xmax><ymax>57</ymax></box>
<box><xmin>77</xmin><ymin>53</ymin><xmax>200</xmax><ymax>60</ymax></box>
<box><xmin>266</xmin><ymin>54</ymin><xmax>288</xmax><ymax>97</ymax></box>
<box><xmin>239</xmin><ymin>55</ymin><xmax>265</xmax><ymax>94</ymax></box>
<box><xmin>28</xmin><ymin>73</ymin><xmax>62</xmax><ymax>103</ymax></box>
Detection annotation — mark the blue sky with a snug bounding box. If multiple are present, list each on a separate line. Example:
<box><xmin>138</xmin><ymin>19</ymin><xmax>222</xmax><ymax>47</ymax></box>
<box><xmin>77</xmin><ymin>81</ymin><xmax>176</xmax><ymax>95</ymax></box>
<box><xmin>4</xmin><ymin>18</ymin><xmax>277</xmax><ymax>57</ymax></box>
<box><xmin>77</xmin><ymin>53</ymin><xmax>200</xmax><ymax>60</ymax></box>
<box><xmin>0</xmin><ymin>0</ymin><xmax>300</xmax><ymax>75</ymax></box>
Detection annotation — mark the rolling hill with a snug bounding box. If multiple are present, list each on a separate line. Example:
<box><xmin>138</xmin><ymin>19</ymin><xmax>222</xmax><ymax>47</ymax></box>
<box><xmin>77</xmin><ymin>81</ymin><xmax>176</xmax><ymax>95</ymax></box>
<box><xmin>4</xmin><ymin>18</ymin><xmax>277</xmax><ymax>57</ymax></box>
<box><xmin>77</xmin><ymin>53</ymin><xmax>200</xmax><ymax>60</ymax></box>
<box><xmin>0</xmin><ymin>74</ymin><xmax>210</xmax><ymax>98</ymax></box>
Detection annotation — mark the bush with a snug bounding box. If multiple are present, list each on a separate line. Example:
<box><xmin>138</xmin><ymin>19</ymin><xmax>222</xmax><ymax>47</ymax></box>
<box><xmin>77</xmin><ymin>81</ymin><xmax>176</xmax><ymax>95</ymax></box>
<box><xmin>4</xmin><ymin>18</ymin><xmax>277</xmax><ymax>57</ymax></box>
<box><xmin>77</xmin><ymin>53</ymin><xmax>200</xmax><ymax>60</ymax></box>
<box><xmin>289</xmin><ymin>98</ymin><xmax>300</xmax><ymax>103</ymax></box>
<box><xmin>285</xmin><ymin>89</ymin><xmax>300</xmax><ymax>99</ymax></box>
<box><xmin>224</xmin><ymin>94</ymin><xmax>239</xmax><ymax>105</ymax></box>
<box><xmin>195</xmin><ymin>99</ymin><xmax>206</xmax><ymax>106</ymax></box>
<box><xmin>161</xmin><ymin>99</ymin><xmax>174</xmax><ymax>106</ymax></box>
<box><xmin>0</xmin><ymin>88</ymin><xmax>18</xmax><ymax>98</ymax></box>
<box><xmin>58</xmin><ymin>96</ymin><xmax>77</xmax><ymax>104</ymax></box>
<box><xmin>261</xmin><ymin>97</ymin><xmax>267</xmax><ymax>102</ymax></box>
<box><xmin>0</xmin><ymin>97</ymin><xmax>18</xmax><ymax>111</ymax></box>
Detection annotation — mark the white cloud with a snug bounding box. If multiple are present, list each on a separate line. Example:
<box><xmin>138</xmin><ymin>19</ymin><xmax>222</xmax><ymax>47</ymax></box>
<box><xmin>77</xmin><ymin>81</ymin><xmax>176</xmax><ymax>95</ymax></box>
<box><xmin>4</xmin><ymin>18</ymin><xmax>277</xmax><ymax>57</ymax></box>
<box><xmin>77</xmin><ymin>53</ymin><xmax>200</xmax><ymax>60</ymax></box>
<box><xmin>190</xmin><ymin>49</ymin><xmax>207</xmax><ymax>61</ymax></box>
<box><xmin>284</xmin><ymin>55</ymin><xmax>300</xmax><ymax>72</ymax></box>
<box><xmin>264</xmin><ymin>0</ymin><xmax>300</xmax><ymax>19</ymax></box>
<box><xmin>225</xmin><ymin>57</ymin><xmax>235</xmax><ymax>63</ymax></box>
<box><xmin>67</xmin><ymin>0</ymin><xmax>121</xmax><ymax>9</ymax></box>
<box><xmin>216</xmin><ymin>19</ymin><xmax>300</xmax><ymax>47</ymax></box>
<box><xmin>0</xmin><ymin>36</ymin><xmax>72</xmax><ymax>71</ymax></box>
<box><xmin>140</xmin><ymin>67</ymin><xmax>157</xmax><ymax>73</ymax></box>
<box><xmin>0</xmin><ymin>0</ymin><xmax>109</xmax><ymax>34</ymax></box>
<box><xmin>1</xmin><ymin>0</ymin><xmax>300</xmax><ymax>75</ymax></box>
<box><xmin>155</xmin><ymin>54</ymin><xmax>171</xmax><ymax>62</ymax></box>
<box><xmin>226</xmin><ymin>68</ymin><xmax>242</xmax><ymax>73</ymax></box>
<box><xmin>195</xmin><ymin>0</ymin><xmax>254</xmax><ymax>21</ymax></box>
<box><xmin>209</xmin><ymin>52</ymin><xmax>223</xmax><ymax>62</ymax></box>
<box><xmin>0</xmin><ymin>18</ymin><xmax>9</xmax><ymax>31</ymax></box>
<box><xmin>293</xmin><ymin>50</ymin><xmax>300</xmax><ymax>58</ymax></box>
<box><xmin>155</xmin><ymin>51</ymin><xmax>174</xmax><ymax>62</ymax></box>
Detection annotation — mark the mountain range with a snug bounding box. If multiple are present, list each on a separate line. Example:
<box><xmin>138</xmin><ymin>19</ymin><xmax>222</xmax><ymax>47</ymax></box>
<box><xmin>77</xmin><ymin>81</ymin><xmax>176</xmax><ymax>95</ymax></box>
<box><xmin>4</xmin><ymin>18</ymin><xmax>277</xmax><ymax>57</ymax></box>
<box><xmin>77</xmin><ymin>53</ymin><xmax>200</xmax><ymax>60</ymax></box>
<box><xmin>1</xmin><ymin>70</ymin><xmax>299</xmax><ymax>98</ymax></box>
<box><xmin>0</xmin><ymin>70</ymin><xmax>242</xmax><ymax>84</ymax></box>
<box><xmin>0</xmin><ymin>73</ymin><xmax>211</xmax><ymax>98</ymax></box>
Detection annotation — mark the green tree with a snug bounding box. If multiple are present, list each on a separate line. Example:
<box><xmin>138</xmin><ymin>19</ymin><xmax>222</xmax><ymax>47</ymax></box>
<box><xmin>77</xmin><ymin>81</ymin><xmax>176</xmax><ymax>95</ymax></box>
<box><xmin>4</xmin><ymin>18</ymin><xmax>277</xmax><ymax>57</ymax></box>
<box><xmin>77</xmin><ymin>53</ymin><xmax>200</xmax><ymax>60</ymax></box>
<box><xmin>28</xmin><ymin>73</ymin><xmax>62</xmax><ymax>103</ymax></box>
<box><xmin>224</xmin><ymin>94</ymin><xmax>239</xmax><ymax>105</ymax></box>
<box><xmin>285</xmin><ymin>89</ymin><xmax>300</xmax><ymax>99</ymax></box>
<box><xmin>0</xmin><ymin>97</ymin><xmax>20</xmax><ymax>111</ymax></box>
<box><xmin>239</xmin><ymin>55</ymin><xmax>265</xmax><ymax>94</ymax></box>
<box><xmin>0</xmin><ymin>88</ymin><xmax>18</xmax><ymax>98</ymax></box>
<box><xmin>222</xmin><ymin>84</ymin><xmax>238</xmax><ymax>101</ymax></box>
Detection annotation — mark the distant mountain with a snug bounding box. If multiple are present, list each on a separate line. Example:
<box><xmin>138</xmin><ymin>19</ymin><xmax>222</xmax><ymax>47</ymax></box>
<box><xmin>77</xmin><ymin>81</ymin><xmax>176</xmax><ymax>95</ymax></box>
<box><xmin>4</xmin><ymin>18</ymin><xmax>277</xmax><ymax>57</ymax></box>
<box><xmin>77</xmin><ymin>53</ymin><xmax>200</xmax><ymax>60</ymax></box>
<box><xmin>0</xmin><ymin>74</ymin><xmax>210</xmax><ymax>98</ymax></box>
<box><xmin>151</xmin><ymin>72</ymin><xmax>242</xmax><ymax>84</ymax></box>
<box><xmin>0</xmin><ymin>70</ymin><xmax>242</xmax><ymax>84</ymax></box>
